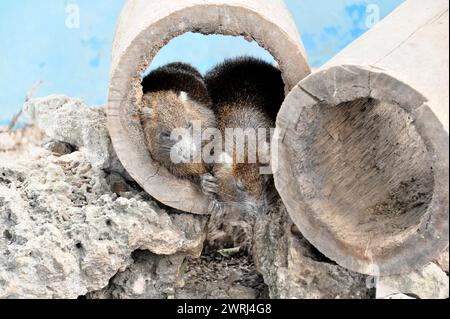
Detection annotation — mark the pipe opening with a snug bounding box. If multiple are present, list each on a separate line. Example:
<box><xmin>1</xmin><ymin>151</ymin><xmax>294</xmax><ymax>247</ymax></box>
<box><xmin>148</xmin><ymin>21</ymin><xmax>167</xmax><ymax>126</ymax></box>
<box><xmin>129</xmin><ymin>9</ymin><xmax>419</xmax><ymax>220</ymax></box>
<box><xmin>275</xmin><ymin>65</ymin><xmax>448</xmax><ymax>275</ymax></box>
<box><xmin>132</xmin><ymin>31</ymin><xmax>287</xmax><ymax>211</ymax></box>
<box><xmin>144</xmin><ymin>33</ymin><xmax>277</xmax><ymax>76</ymax></box>
<box><xmin>107</xmin><ymin>2</ymin><xmax>310</xmax><ymax>214</ymax></box>
<box><xmin>289</xmin><ymin>97</ymin><xmax>434</xmax><ymax>250</ymax></box>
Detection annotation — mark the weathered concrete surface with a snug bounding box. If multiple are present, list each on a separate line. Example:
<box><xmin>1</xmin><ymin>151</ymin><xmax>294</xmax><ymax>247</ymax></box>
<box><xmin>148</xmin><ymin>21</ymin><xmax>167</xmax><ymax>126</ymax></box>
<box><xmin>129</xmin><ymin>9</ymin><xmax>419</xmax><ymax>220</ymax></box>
<box><xmin>107</xmin><ymin>0</ymin><xmax>311</xmax><ymax>215</ymax></box>
<box><xmin>0</xmin><ymin>146</ymin><xmax>207</xmax><ymax>298</ymax></box>
<box><xmin>253</xmin><ymin>201</ymin><xmax>372</xmax><ymax>299</ymax></box>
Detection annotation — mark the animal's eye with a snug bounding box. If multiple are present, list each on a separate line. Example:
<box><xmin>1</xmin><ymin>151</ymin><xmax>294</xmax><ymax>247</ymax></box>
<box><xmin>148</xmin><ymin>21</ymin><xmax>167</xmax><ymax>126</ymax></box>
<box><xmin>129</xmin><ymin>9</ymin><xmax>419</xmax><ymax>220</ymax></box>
<box><xmin>236</xmin><ymin>181</ymin><xmax>246</xmax><ymax>191</ymax></box>
<box><xmin>187</xmin><ymin>121</ymin><xmax>193</xmax><ymax>129</ymax></box>
<box><xmin>160</xmin><ymin>131</ymin><xmax>171</xmax><ymax>139</ymax></box>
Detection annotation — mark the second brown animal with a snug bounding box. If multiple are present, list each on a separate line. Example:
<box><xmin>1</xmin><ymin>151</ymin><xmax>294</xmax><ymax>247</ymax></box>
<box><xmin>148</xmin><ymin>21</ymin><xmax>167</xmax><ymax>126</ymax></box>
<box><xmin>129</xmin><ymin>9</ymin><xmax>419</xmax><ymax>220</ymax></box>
<box><xmin>204</xmin><ymin>56</ymin><xmax>285</xmax><ymax>252</ymax></box>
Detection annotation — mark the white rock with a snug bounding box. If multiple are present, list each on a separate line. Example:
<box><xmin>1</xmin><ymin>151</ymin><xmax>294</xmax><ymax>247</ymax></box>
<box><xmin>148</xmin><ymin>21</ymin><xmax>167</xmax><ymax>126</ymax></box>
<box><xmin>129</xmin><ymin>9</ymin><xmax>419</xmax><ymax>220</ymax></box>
<box><xmin>376</xmin><ymin>263</ymin><xmax>449</xmax><ymax>299</ymax></box>
<box><xmin>0</xmin><ymin>132</ymin><xmax>16</xmax><ymax>151</ymax></box>
<box><xmin>253</xmin><ymin>203</ymin><xmax>372</xmax><ymax>299</ymax></box>
<box><xmin>22</xmin><ymin>95</ymin><xmax>121</xmax><ymax>172</ymax></box>
<box><xmin>0</xmin><ymin>150</ymin><xmax>207</xmax><ymax>299</ymax></box>
<box><xmin>435</xmin><ymin>246</ymin><xmax>449</xmax><ymax>273</ymax></box>
<box><xmin>88</xmin><ymin>251</ymin><xmax>185</xmax><ymax>299</ymax></box>
<box><xmin>383</xmin><ymin>293</ymin><xmax>416</xmax><ymax>299</ymax></box>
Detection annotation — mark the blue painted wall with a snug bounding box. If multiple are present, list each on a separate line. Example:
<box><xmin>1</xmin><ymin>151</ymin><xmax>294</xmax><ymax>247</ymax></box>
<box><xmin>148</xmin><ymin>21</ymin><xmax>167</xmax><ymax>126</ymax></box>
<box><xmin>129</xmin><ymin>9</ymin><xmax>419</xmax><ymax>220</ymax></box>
<box><xmin>0</xmin><ymin>0</ymin><xmax>403</xmax><ymax>122</ymax></box>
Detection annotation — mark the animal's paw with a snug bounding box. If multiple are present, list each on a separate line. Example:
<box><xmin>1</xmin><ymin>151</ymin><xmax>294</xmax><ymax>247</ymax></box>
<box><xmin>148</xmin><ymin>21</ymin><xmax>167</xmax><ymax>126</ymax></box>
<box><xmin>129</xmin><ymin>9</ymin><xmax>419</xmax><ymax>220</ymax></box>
<box><xmin>201</xmin><ymin>173</ymin><xmax>218</xmax><ymax>196</ymax></box>
<box><xmin>208</xmin><ymin>198</ymin><xmax>223</xmax><ymax>215</ymax></box>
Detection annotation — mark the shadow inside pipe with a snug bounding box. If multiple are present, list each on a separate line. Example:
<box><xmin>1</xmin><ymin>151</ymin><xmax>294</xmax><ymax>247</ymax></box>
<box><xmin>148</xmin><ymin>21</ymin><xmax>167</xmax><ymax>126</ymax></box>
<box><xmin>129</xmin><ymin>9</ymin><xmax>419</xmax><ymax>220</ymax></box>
<box><xmin>289</xmin><ymin>97</ymin><xmax>434</xmax><ymax>250</ymax></box>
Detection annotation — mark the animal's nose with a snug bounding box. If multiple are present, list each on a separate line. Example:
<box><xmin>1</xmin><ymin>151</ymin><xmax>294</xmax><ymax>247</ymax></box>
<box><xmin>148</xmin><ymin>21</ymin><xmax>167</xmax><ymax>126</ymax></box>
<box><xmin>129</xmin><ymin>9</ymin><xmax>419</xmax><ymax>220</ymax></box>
<box><xmin>179</xmin><ymin>148</ymin><xmax>191</xmax><ymax>161</ymax></box>
<box><xmin>175</xmin><ymin>145</ymin><xmax>192</xmax><ymax>161</ymax></box>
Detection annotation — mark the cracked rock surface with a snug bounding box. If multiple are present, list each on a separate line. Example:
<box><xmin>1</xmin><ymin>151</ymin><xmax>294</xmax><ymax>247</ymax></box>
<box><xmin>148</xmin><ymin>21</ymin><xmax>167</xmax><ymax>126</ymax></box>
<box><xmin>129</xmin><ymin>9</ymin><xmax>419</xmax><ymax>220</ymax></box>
<box><xmin>22</xmin><ymin>95</ymin><xmax>128</xmax><ymax>177</ymax></box>
<box><xmin>0</xmin><ymin>96</ymin><xmax>209</xmax><ymax>298</ymax></box>
<box><xmin>0</xmin><ymin>148</ymin><xmax>207</xmax><ymax>298</ymax></box>
<box><xmin>253</xmin><ymin>200</ymin><xmax>373</xmax><ymax>299</ymax></box>
<box><xmin>376</xmin><ymin>263</ymin><xmax>449</xmax><ymax>299</ymax></box>
<box><xmin>252</xmin><ymin>199</ymin><xmax>449</xmax><ymax>299</ymax></box>
<box><xmin>86</xmin><ymin>250</ymin><xmax>186</xmax><ymax>299</ymax></box>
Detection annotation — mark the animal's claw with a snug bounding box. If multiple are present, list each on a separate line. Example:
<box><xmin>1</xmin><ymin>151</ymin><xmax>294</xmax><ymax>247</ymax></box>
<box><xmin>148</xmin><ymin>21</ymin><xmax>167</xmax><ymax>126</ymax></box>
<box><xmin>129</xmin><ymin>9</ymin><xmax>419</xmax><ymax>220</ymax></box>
<box><xmin>201</xmin><ymin>173</ymin><xmax>218</xmax><ymax>196</ymax></box>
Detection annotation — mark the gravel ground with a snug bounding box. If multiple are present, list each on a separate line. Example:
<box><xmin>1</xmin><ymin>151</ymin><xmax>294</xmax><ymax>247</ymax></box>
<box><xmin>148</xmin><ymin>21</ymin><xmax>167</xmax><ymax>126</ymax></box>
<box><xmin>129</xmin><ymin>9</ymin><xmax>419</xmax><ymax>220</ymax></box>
<box><xmin>176</xmin><ymin>251</ymin><xmax>268</xmax><ymax>299</ymax></box>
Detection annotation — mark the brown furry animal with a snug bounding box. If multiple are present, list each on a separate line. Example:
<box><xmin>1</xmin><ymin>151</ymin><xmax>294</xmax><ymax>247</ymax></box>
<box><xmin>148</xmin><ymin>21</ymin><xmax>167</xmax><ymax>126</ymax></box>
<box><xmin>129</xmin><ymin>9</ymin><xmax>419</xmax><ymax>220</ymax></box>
<box><xmin>205</xmin><ymin>103</ymin><xmax>275</xmax><ymax>252</ymax></box>
<box><xmin>205</xmin><ymin>56</ymin><xmax>284</xmax><ymax>119</ymax></box>
<box><xmin>140</xmin><ymin>63</ymin><xmax>216</xmax><ymax>181</ymax></box>
<box><xmin>213</xmin><ymin>103</ymin><xmax>274</xmax><ymax>211</ymax></box>
<box><xmin>203</xmin><ymin>57</ymin><xmax>284</xmax><ymax>252</ymax></box>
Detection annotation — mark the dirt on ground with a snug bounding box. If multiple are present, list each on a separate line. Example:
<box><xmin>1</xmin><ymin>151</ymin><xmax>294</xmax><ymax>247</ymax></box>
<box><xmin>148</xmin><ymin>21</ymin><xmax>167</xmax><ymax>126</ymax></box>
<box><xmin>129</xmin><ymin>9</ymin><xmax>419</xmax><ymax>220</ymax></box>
<box><xmin>177</xmin><ymin>251</ymin><xmax>268</xmax><ymax>299</ymax></box>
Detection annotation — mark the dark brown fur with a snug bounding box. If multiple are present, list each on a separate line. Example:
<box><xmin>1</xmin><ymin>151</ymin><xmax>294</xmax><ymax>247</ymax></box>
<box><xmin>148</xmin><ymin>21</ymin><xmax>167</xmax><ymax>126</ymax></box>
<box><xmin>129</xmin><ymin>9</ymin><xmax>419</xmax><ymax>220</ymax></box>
<box><xmin>203</xmin><ymin>57</ymin><xmax>284</xmax><ymax>252</ymax></box>
<box><xmin>142</xmin><ymin>62</ymin><xmax>210</xmax><ymax>106</ymax></box>
<box><xmin>205</xmin><ymin>56</ymin><xmax>285</xmax><ymax>120</ymax></box>
<box><xmin>214</xmin><ymin>103</ymin><xmax>274</xmax><ymax>205</ymax></box>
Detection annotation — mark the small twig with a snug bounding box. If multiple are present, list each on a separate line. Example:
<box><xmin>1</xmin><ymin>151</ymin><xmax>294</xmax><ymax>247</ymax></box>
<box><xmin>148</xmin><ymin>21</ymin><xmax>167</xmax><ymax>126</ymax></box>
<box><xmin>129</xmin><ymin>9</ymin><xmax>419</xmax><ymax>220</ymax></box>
<box><xmin>8</xmin><ymin>80</ymin><xmax>43</xmax><ymax>132</ymax></box>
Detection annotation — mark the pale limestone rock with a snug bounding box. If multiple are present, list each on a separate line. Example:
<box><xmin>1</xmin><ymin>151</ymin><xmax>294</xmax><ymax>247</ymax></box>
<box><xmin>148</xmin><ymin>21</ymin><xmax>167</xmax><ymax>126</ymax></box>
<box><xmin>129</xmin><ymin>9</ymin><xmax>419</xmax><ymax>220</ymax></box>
<box><xmin>435</xmin><ymin>246</ymin><xmax>449</xmax><ymax>273</ymax></box>
<box><xmin>376</xmin><ymin>263</ymin><xmax>449</xmax><ymax>299</ymax></box>
<box><xmin>383</xmin><ymin>293</ymin><xmax>416</xmax><ymax>299</ymax></box>
<box><xmin>253</xmin><ymin>202</ymin><xmax>372</xmax><ymax>299</ymax></box>
<box><xmin>0</xmin><ymin>132</ymin><xmax>16</xmax><ymax>152</ymax></box>
<box><xmin>0</xmin><ymin>150</ymin><xmax>207</xmax><ymax>299</ymax></box>
<box><xmin>87</xmin><ymin>251</ymin><xmax>186</xmax><ymax>299</ymax></box>
<box><xmin>22</xmin><ymin>95</ymin><xmax>127</xmax><ymax>177</ymax></box>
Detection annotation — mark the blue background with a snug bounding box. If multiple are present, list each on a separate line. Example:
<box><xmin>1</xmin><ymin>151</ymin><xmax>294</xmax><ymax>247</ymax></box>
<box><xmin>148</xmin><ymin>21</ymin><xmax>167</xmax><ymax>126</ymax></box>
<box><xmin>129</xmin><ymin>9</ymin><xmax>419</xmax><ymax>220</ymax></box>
<box><xmin>0</xmin><ymin>0</ymin><xmax>404</xmax><ymax>122</ymax></box>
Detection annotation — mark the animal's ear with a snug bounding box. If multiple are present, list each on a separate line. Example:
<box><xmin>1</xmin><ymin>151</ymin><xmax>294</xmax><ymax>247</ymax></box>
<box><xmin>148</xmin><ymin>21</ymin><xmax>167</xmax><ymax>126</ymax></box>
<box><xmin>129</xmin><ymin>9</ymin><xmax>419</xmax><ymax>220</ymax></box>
<box><xmin>141</xmin><ymin>94</ymin><xmax>154</xmax><ymax>118</ymax></box>
<box><xmin>178</xmin><ymin>91</ymin><xmax>189</xmax><ymax>103</ymax></box>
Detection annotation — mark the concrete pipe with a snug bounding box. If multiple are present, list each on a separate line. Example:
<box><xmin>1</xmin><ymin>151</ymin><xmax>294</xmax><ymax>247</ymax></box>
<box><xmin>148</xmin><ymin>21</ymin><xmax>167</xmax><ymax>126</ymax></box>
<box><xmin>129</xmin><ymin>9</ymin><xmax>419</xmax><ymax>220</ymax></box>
<box><xmin>107</xmin><ymin>0</ymin><xmax>310</xmax><ymax>214</ymax></box>
<box><xmin>274</xmin><ymin>0</ymin><xmax>449</xmax><ymax>275</ymax></box>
